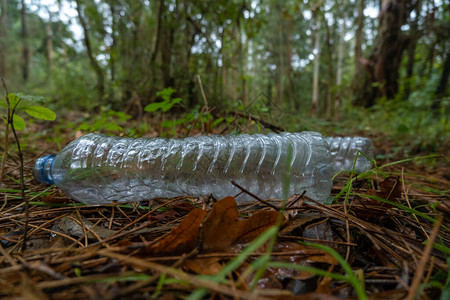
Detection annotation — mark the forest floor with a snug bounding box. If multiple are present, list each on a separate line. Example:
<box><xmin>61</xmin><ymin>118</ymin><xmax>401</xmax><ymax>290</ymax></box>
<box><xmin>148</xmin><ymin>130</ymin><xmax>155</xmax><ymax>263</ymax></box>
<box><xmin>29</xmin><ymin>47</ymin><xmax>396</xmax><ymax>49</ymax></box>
<box><xmin>0</xmin><ymin>114</ymin><xmax>449</xmax><ymax>299</ymax></box>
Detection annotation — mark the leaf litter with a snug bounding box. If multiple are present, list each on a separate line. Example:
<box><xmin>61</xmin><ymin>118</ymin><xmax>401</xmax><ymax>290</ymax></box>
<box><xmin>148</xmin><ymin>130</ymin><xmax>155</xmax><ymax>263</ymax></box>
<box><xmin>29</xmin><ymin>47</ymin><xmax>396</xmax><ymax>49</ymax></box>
<box><xmin>0</xmin><ymin>138</ymin><xmax>449</xmax><ymax>299</ymax></box>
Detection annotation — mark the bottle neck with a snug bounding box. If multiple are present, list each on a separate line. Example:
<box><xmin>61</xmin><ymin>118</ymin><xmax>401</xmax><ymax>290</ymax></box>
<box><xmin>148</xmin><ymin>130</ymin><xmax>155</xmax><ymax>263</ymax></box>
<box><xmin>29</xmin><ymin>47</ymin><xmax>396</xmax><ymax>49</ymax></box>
<box><xmin>34</xmin><ymin>155</ymin><xmax>56</xmax><ymax>184</ymax></box>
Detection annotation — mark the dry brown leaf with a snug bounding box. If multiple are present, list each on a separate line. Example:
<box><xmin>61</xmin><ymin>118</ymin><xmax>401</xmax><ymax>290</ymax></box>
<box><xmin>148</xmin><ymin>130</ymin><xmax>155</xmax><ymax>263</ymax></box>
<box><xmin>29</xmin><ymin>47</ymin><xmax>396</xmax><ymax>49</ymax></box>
<box><xmin>314</xmin><ymin>276</ymin><xmax>332</xmax><ymax>295</ymax></box>
<box><xmin>202</xmin><ymin>196</ymin><xmax>241</xmax><ymax>252</ymax></box>
<box><xmin>367</xmin><ymin>176</ymin><xmax>402</xmax><ymax>201</ymax></box>
<box><xmin>183</xmin><ymin>257</ymin><xmax>223</xmax><ymax>275</ymax></box>
<box><xmin>353</xmin><ymin>176</ymin><xmax>401</xmax><ymax>221</ymax></box>
<box><xmin>272</xmin><ymin>242</ymin><xmax>338</xmax><ymax>280</ymax></box>
<box><xmin>202</xmin><ymin>196</ymin><xmax>282</xmax><ymax>252</ymax></box>
<box><xmin>236</xmin><ymin>210</ymin><xmax>281</xmax><ymax>243</ymax></box>
<box><xmin>144</xmin><ymin>208</ymin><xmax>206</xmax><ymax>254</ymax></box>
<box><xmin>279</xmin><ymin>214</ymin><xmax>327</xmax><ymax>237</ymax></box>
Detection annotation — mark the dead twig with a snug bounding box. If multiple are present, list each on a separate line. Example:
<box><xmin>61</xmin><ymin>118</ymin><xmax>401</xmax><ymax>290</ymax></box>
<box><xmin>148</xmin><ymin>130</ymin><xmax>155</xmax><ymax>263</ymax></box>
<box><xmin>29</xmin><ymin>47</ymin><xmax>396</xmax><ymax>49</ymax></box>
<box><xmin>231</xmin><ymin>180</ymin><xmax>279</xmax><ymax>210</ymax></box>
<box><xmin>232</xmin><ymin>110</ymin><xmax>285</xmax><ymax>133</ymax></box>
<box><xmin>406</xmin><ymin>215</ymin><xmax>443</xmax><ymax>300</ymax></box>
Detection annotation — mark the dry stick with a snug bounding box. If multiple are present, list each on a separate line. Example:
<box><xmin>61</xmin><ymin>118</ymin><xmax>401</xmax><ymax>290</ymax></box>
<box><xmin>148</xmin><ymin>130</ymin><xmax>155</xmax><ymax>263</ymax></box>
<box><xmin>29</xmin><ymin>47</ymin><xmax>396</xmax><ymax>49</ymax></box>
<box><xmin>402</xmin><ymin>167</ymin><xmax>429</xmax><ymax>239</ymax></box>
<box><xmin>197</xmin><ymin>75</ymin><xmax>209</xmax><ymax>133</ymax></box>
<box><xmin>406</xmin><ymin>215</ymin><xmax>443</xmax><ymax>300</ymax></box>
<box><xmin>343</xmin><ymin>197</ymin><xmax>351</xmax><ymax>262</ymax></box>
<box><xmin>197</xmin><ymin>74</ymin><xmax>209</xmax><ymax>112</ymax></box>
<box><xmin>96</xmin><ymin>250</ymin><xmax>272</xmax><ymax>300</ymax></box>
<box><xmin>231</xmin><ymin>180</ymin><xmax>279</xmax><ymax>210</ymax></box>
<box><xmin>232</xmin><ymin>110</ymin><xmax>285</xmax><ymax>133</ymax></box>
<box><xmin>112</xmin><ymin>248</ymin><xmax>200</xmax><ymax>299</ymax></box>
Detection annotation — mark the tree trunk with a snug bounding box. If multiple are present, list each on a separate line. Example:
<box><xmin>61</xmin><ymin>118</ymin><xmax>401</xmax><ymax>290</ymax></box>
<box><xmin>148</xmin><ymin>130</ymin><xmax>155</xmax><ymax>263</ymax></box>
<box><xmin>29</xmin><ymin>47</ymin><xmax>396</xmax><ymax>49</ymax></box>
<box><xmin>335</xmin><ymin>3</ymin><xmax>346</xmax><ymax>120</ymax></box>
<box><xmin>352</xmin><ymin>0</ymin><xmax>365</xmax><ymax>104</ymax></box>
<box><xmin>58</xmin><ymin>1</ymin><xmax>67</xmax><ymax>64</ymax></box>
<box><xmin>322</xmin><ymin>12</ymin><xmax>335</xmax><ymax>119</ymax></box>
<box><xmin>404</xmin><ymin>2</ymin><xmax>421</xmax><ymax>99</ymax></box>
<box><xmin>46</xmin><ymin>9</ymin><xmax>54</xmax><ymax>76</ymax></box>
<box><xmin>0</xmin><ymin>0</ymin><xmax>7</xmax><ymax>76</ymax></box>
<box><xmin>310</xmin><ymin>14</ymin><xmax>321</xmax><ymax>115</ymax></box>
<box><xmin>21</xmin><ymin>0</ymin><xmax>30</xmax><ymax>82</ymax></box>
<box><xmin>151</xmin><ymin>0</ymin><xmax>163</xmax><ymax>64</ymax></box>
<box><xmin>241</xmin><ymin>35</ymin><xmax>248</xmax><ymax>105</ymax></box>
<box><xmin>354</xmin><ymin>0</ymin><xmax>413</xmax><ymax>107</ymax></box>
<box><xmin>434</xmin><ymin>50</ymin><xmax>450</xmax><ymax>98</ymax></box>
<box><xmin>75</xmin><ymin>0</ymin><xmax>105</xmax><ymax>100</ymax></box>
<box><xmin>109</xmin><ymin>1</ymin><xmax>116</xmax><ymax>82</ymax></box>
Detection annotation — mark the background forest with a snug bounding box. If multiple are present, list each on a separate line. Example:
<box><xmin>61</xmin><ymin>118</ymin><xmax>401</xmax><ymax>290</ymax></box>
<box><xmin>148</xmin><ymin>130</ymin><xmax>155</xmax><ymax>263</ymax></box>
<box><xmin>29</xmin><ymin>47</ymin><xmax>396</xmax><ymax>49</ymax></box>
<box><xmin>0</xmin><ymin>0</ymin><xmax>449</xmax><ymax>152</ymax></box>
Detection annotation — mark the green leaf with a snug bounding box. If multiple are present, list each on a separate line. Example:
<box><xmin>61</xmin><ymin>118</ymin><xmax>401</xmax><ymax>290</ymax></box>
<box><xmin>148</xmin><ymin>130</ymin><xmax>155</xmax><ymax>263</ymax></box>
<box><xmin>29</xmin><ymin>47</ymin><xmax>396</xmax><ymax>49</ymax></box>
<box><xmin>156</xmin><ymin>87</ymin><xmax>176</xmax><ymax>101</ymax></box>
<box><xmin>161</xmin><ymin>98</ymin><xmax>182</xmax><ymax>112</ymax></box>
<box><xmin>105</xmin><ymin>123</ymin><xmax>123</xmax><ymax>131</ymax></box>
<box><xmin>144</xmin><ymin>102</ymin><xmax>164</xmax><ymax>112</ymax></box>
<box><xmin>8</xmin><ymin>94</ymin><xmax>20</xmax><ymax>110</ymax></box>
<box><xmin>161</xmin><ymin>120</ymin><xmax>175</xmax><ymax>128</ymax></box>
<box><xmin>211</xmin><ymin>117</ymin><xmax>224</xmax><ymax>128</ymax></box>
<box><xmin>23</xmin><ymin>106</ymin><xmax>56</xmax><ymax>120</ymax></box>
<box><xmin>12</xmin><ymin>114</ymin><xmax>26</xmax><ymax>130</ymax></box>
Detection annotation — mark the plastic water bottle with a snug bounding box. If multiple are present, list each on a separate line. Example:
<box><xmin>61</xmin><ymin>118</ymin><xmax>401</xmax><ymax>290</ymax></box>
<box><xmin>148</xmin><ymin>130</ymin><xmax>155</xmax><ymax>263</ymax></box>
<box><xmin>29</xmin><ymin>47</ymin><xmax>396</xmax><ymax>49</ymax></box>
<box><xmin>34</xmin><ymin>132</ymin><xmax>336</xmax><ymax>204</ymax></box>
<box><xmin>325</xmin><ymin>137</ymin><xmax>374</xmax><ymax>173</ymax></box>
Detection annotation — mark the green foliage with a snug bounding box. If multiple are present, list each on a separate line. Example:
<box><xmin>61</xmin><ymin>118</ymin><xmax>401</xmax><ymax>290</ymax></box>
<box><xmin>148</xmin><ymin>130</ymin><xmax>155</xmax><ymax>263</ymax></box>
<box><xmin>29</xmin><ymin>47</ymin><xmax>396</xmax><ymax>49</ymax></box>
<box><xmin>144</xmin><ymin>88</ymin><xmax>182</xmax><ymax>113</ymax></box>
<box><xmin>145</xmin><ymin>88</ymin><xmax>234</xmax><ymax>137</ymax></box>
<box><xmin>75</xmin><ymin>109</ymin><xmax>132</xmax><ymax>133</ymax></box>
<box><xmin>1</xmin><ymin>93</ymin><xmax>56</xmax><ymax>131</ymax></box>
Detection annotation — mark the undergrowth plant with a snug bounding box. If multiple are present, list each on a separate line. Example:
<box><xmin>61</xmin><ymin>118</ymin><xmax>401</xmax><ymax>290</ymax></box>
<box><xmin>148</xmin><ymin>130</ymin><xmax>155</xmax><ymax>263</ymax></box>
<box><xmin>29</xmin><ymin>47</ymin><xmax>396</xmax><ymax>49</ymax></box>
<box><xmin>0</xmin><ymin>79</ymin><xmax>56</xmax><ymax>251</ymax></box>
<box><xmin>1</xmin><ymin>92</ymin><xmax>56</xmax><ymax>180</ymax></box>
<box><xmin>145</xmin><ymin>87</ymin><xmax>233</xmax><ymax>137</ymax></box>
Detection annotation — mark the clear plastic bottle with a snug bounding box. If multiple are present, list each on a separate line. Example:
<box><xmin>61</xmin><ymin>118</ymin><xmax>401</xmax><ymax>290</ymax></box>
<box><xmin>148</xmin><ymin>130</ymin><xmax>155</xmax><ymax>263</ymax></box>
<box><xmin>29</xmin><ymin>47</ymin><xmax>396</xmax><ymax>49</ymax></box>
<box><xmin>34</xmin><ymin>132</ymin><xmax>334</xmax><ymax>205</ymax></box>
<box><xmin>325</xmin><ymin>136</ymin><xmax>374</xmax><ymax>173</ymax></box>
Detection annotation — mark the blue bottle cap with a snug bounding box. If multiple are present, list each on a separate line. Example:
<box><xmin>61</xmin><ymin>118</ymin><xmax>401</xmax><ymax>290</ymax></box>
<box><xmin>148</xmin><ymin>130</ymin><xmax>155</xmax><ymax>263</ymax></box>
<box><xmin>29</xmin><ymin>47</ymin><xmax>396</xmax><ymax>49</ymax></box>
<box><xmin>33</xmin><ymin>155</ymin><xmax>56</xmax><ymax>184</ymax></box>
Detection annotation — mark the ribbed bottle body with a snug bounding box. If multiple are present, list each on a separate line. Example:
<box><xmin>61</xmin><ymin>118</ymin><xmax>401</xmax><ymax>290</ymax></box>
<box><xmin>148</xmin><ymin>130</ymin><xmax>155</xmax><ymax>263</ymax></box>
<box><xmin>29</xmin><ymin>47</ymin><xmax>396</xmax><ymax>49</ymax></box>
<box><xmin>42</xmin><ymin>132</ymin><xmax>333</xmax><ymax>204</ymax></box>
<box><xmin>325</xmin><ymin>136</ymin><xmax>374</xmax><ymax>173</ymax></box>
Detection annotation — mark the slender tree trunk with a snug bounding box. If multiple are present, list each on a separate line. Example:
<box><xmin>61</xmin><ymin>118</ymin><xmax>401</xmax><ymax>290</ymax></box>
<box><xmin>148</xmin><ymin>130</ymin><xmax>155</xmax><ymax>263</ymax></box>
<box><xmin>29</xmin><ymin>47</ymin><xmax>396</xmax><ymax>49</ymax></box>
<box><xmin>352</xmin><ymin>0</ymin><xmax>366</xmax><ymax>104</ymax></box>
<box><xmin>241</xmin><ymin>34</ymin><xmax>248</xmax><ymax>105</ymax></box>
<box><xmin>58</xmin><ymin>1</ymin><xmax>67</xmax><ymax>64</ymax></box>
<box><xmin>277</xmin><ymin>13</ymin><xmax>284</xmax><ymax>107</ymax></box>
<box><xmin>21</xmin><ymin>0</ymin><xmax>30</xmax><ymax>82</ymax></box>
<box><xmin>221</xmin><ymin>28</ymin><xmax>228</xmax><ymax>102</ymax></box>
<box><xmin>46</xmin><ymin>9</ymin><xmax>54</xmax><ymax>76</ymax></box>
<box><xmin>335</xmin><ymin>6</ymin><xmax>346</xmax><ymax>120</ymax></box>
<box><xmin>0</xmin><ymin>0</ymin><xmax>7</xmax><ymax>76</ymax></box>
<box><xmin>285</xmin><ymin>12</ymin><xmax>296</xmax><ymax>111</ymax></box>
<box><xmin>404</xmin><ymin>2</ymin><xmax>421</xmax><ymax>99</ymax></box>
<box><xmin>434</xmin><ymin>50</ymin><xmax>450</xmax><ymax>98</ymax></box>
<box><xmin>310</xmin><ymin>15</ymin><xmax>321</xmax><ymax>115</ymax></box>
<box><xmin>160</xmin><ymin>2</ymin><xmax>174</xmax><ymax>89</ymax></box>
<box><xmin>151</xmin><ymin>0</ymin><xmax>164</xmax><ymax>64</ymax></box>
<box><xmin>322</xmin><ymin>13</ymin><xmax>335</xmax><ymax>119</ymax></box>
<box><xmin>231</xmin><ymin>24</ymin><xmax>241</xmax><ymax>103</ymax></box>
<box><xmin>75</xmin><ymin>0</ymin><xmax>105</xmax><ymax>100</ymax></box>
<box><xmin>109</xmin><ymin>1</ymin><xmax>116</xmax><ymax>82</ymax></box>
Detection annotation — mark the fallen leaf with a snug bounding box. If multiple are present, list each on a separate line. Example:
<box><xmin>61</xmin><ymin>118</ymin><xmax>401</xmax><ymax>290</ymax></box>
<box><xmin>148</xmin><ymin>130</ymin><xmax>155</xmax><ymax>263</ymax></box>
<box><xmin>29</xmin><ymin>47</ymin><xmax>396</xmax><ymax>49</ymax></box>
<box><xmin>183</xmin><ymin>257</ymin><xmax>223</xmax><ymax>275</ymax></box>
<box><xmin>314</xmin><ymin>276</ymin><xmax>332</xmax><ymax>294</ymax></box>
<box><xmin>148</xmin><ymin>210</ymin><xmax>180</xmax><ymax>222</ymax></box>
<box><xmin>202</xmin><ymin>196</ymin><xmax>282</xmax><ymax>252</ymax></box>
<box><xmin>236</xmin><ymin>210</ymin><xmax>280</xmax><ymax>242</ymax></box>
<box><xmin>145</xmin><ymin>208</ymin><xmax>206</xmax><ymax>254</ymax></box>
<box><xmin>53</xmin><ymin>214</ymin><xmax>116</xmax><ymax>240</ymax></box>
<box><xmin>202</xmin><ymin>196</ymin><xmax>241</xmax><ymax>252</ymax></box>
<box><xmin>279</xmin><ymin>214</ymin><xmax>328</xmax><ymax>237</ymax></box>
<box><xmin>353</xmin><ymin>176</ymin><xmax>401</xmax><ymax>221</ymax></box>
<box><xmin>367</xmin><ymin>176</ymin><xmax>402</xmax><ymax>201</ymax></box>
